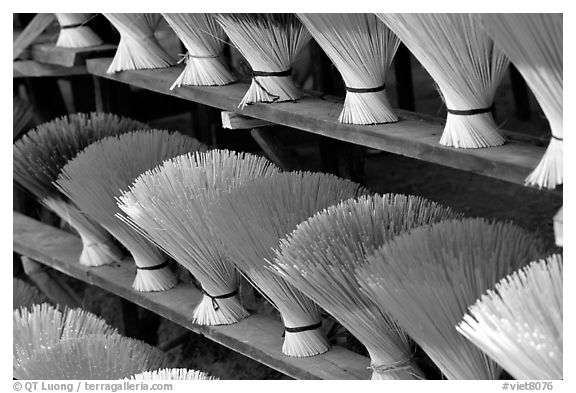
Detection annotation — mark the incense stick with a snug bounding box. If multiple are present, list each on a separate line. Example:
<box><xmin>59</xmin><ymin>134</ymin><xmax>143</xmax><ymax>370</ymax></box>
<box><xmin>271</xmin><ymin>193</ymin><xmax>461</xmax><ymax>379</ymax></box>
<box><xmin>16</xmin><ymin>335</ymin><xmax>169</xmax><ymax>380</ymax></box>
<box><xmin>476</xmin><ymin>14</ymin><xmax>562</xmax><ymax>189</ymax></box>
<box><xmin>214</xmin><ymin>14</ymin><xmax>311</xmax><ymax>108</ymax></box>
<box><xmin>128</xmin><ymin>368</ymin><xmax>217</xmax><ymax>380</ymax></box>
<box><xmin>55</xmin><ymin>130</ymin><xmax>206</xmax><ymax>292</ymax></box>
<box><xmin>297</xmin><ymin>14</ymin><xmax>400</xmax><ymax>125</ymax></box>
<box><xmin>458</xmin><ymin>254</ymin><xmax>562</xmax><ymax>380</ymax></box>
<box><xmin>377</xmin><ymin>13</ymin><xmax>508</xmax><ymax>148</ymax></box>
<box><xmin>356</xmin><ymin>218</ymin><xmax>544</xmax><ymax>379</ymax></box>
<box><xmin>104</xmin><ymin>13</ymin><xmax>175</xmax><ymax>73</ymax></box>
<box><xmin>162</xmin><ymin>13</ymin><xmax>236</xmax><ymax>89</ymax></box>
<box><xmin>118</xmin><ymin>149</ymin><xmax>279</xmax><ymax>325</ymax></box>
<box><xmin>13</xmin><ymin>303</ymin><xmax>118</xmax><ymax>378</ymax></box>
<box><xmin>55</xmin><ymin>13</ymin><xmax>103</xmax><ymax>48</ymax></box>
<box><xmin>205</xmin><ymin>171</ymin><xmax>367</xmax><ymax>357</ymax></box>
<box><xmin>13</xmin><ymin>112</ymin><xmax>147</xmax><ymax>267</ymax></box>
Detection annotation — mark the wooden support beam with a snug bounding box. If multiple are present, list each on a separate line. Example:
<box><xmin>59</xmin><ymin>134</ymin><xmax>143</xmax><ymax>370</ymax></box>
<box><xmin>13</xmin><ymin>13</ymin><xmax>56</xmax><ymax>60</ymax></box>
<box><xmin>251</xmin><ymin>127</ymin><xmax>297</xmax><ymax>171</ymax></box>
<box><xmin>221</xmin><ymin>111</ymin><xmax>274</xmax><ymax>130</ymax></box>
<box><xmin>21</xmin><ymin>256</ymin><xmax>81</xmax><ymax>309</ymax></box>
<box><xmin>28</xmin><ymin>43</ymin><xmax>117</xmax><ymax>67</ymax></box>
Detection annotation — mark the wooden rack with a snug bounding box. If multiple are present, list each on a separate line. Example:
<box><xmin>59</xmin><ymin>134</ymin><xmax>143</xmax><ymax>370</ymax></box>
<box><xmin>14</xmin><ymin>54</ymin><xmax>561</xmax><ymax>379</ymax></box>
<box><xmin>13</xmin><ymin>212</ymin><xmax>371</xmax><ymax>380</ymax></box>
<box><xmin>87</xmin><ymin>57</ymin><xmax>550</xmax><ymax>188</ymax></box>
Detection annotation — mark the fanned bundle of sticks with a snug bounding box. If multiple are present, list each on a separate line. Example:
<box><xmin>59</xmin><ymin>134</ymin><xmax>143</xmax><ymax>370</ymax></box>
<box><xmin>54</xmin><ymin>13</ymin><xmax>102</xmax><ymax>48</ymax></box>
<box><xmin>55</xmin><ymin>130</ymin><xmax>206</xmax><ymax>292</ymax></box>
<box><xmin>476</xmin><ymin>14</ymin><xmax>563</xmax><ymax>189</ymax></box>
<box><xmin>104</xmin><ymin>13</ymin><xmax>175</xmax><ymax>73</ymax></box>
<box><xmin>297</xmin><ymin>14</ymin><xmax>400</xmax><ymax>125</ymax></box>
<box><xmin>162</xmin><ymin>13</ymin><xmax>236</xmax><ymax>89</ymax></box>
<box><xmin>13</xmin><ymin>113</ymin><xmax>147</xmax><ymax>267</ymax></box>
<box><xmin>118</xmin><ymin>150</ymin><xmax>279</xmax><ymax>325</ymax></box>
<box><xmin>458</xmin><ymin>254</ymin><xmax>563</xmax><ymax>380</ymax></box>
<box><xmin>214</xmin><ymin>13</ymin><xmax>311</xmax><ymax>108</ymax></box>
<box><xmin>378</xmin><ymin>13</ymin><xmax>509</xmax><ymax>149</ymax></box>
<box><xmin>356</xmin><ymin>218</ymin><xmax>544</xmax><ymax>379</ymax></box>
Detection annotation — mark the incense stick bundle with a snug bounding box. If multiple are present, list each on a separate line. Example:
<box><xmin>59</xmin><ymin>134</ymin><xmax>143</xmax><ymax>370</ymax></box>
<box><xmin>356</xmin><ymin>218</ymin><xmax>544</xmax><ymax>379</ymax></box>
<box><xmin>104</xmin><ymin>13</ymin><xmax>175</xmax><ymax>73</ymax></box>
<box><xmin>16</xmin><ymin>335</ymin><xmax>169</xmax><ymax>379</ymax></box>
<box><xmin>55</xmin><ymin>13</ymin><xmax>103</xmax><ymax>48</ymax></box>
<box><xmin>476</xmin><ymin>14</ymin><xmax>562</xmax><ymax>189</ymax></box>
<box><xmin>12</xmin><ymin>279</ymin><xmax>47</xmax><ymax>310</ymax></box>
<box><xmin>297</xmin><ymin>14</ymin><xmax>399</xmax><ymax>125</ymax></box>
<box><xmin>377</xmin><ymin>13</ymin><xmax>508</xmax><ymax>148</ymax></box>
<box><xmin>162</xmin><ymin>13</ymin><xmax>236</xmax><ymax>89</ymax></box>
<box><xmin>457</xmin><ymin>254</ymin><xmax>562</xmax><ymax>380</ymax></box>
<box><xmin>13</xmin><ymin>113</ymin><xmax>147</xmax><ymax>267</ymax></box>
<box><xmin>214</xmin><ymin>14</ymin><xmax>311</xmax><ymax>108</ymax></box>
<box><xmin>205</xmin><ymin>171</ymin><xmax>367</xmax><ymax>357</ymax></box>
<box><xmin>55</xmin><ymin>130</ymin><xmax>206</xmax><ymax>292</ymax></box>
<box><xmin>129</xmin><ymin>368</ymin><xmax>217</xmax><ymax>380</ymax></box>
<box><xmin>271</xmin><ymin>194</ymin><xmax>461</xmax><ymax>379</ymax></box>
<box><xmin>118</xmin><ymin>150</ymin><xmax>279</xmax><ymax>325</ymax></box>
<box><xmin>13</xmin><ymin>303</ymin><xmax>118</xmax><ymax>378</ymax></box>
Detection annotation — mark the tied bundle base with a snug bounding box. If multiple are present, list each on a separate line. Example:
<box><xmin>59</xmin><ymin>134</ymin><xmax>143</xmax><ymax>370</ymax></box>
<box><xmin>171</xmin><ymin>54</ymin><xmax>236</xmax><ymax>89</ymax></box>
<box><xmin>78</xmin><ymin>237</ymin><xmax>122</xmax><ymax>268</ymax></box>
<box><xmin>441</xmin><ymin>112</ymin><xmax>506</xmax><ymax>149</ymax></box>
<box><xmin>107</xmin><ymin>36</ymin><xmax>174</xmax><ymax>74</ymax></box>
<box><xmin>239</xmin><ymin>75</ymin><xmax>302</xmax><ymax>109</ymax></box>
<box><xmin>282</xmin><ymin>325</ymin><xmax>329</xmax><ymax>358</ymax></box>
<box><xmin>525</xmin><ymin>137</ymin><xmax>563</xmax><ymax>189</ymax></box>
<box><xmin>368</xmin><ymin>350</ymin><xmax>424</xmax><ymax>380</ymax></box>
<box><xmin>193</xmin><ymin>294</ymin><xmax>250</xmax><ymax>326</ymax></box>
<box><xmin>132</xmin><ymin>264</ymin><xmax>178</xmax><ymax>293</ymax></box>
<box><xmin>56</xmin><ymin>26</ymin><xmax>103</xmax><ymax>48</ymax></box>
<box><xmin>44</xmin><ymin>198</ymin><xmax>123</xmax><ymax>267</ymax></box>
<box><xmin>341</xmin><ymin>90</ymin><xmax>398</xmax><ymax>125</ymax></box>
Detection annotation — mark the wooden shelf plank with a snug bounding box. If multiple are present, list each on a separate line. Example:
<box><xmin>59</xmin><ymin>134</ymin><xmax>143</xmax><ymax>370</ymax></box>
<box><xmin>13</xmin><ymin>60</ymin><xmax>87</xmax><ymax>78</ymax></box>
<box><xmin>29</xmin><ymin>43</ymin><xmax>117</xmax><ymax>67</ymax></box>
<box><xmin>87</xmin><ymin>57</ymin><xmax>550</xmax><ymax>188</ymax></box>
<box><xmin>13</xmin><ymin>212</ymin><xmax>371</xmax><ymax>380</ymax></box>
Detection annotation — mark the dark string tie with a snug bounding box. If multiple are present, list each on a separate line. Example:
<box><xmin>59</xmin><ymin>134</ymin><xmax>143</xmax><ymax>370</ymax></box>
<box><xmin>551</xmin><ymin>135</ymin><xmax>563</xmax><ymax>141</ymax></box>
<box><xmin>136</xmin><ymin>261</ymin><xmax>169</xmax><ymax>271</ymax></box>
<box><xmin>61</xmin><ymin>14</ymin><xmax>98</xmax><ymax>29</ymax></box>
<box><xmin>282</xmin><ymin>321</ymin><xmax>322</xmax><ymax>338</ymax></box>
<box><xmin>200</xmin><ymin>288</ymin><xmax>239</xmax><ymax>311</ymax></box>
<box><xmin>250</xmin><ymin>69</ymin><xmax>293</xmax><ymax>104</ymax></box>
<box><xmin>345</xmin><ymin>83</ymin><xmax>386</xmax><ymax>94</ymax></box>
<box><xmin>446</xmin><ymin>103</ymin><xmax>495</xmax><ymax>116</ymax></box>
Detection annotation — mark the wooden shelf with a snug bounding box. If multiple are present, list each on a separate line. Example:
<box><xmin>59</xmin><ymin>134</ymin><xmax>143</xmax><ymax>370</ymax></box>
<box><xmin>87</xmin><ymin>57</ymin><xmax>550</xmax><ymax>188</ymax></box>
<box><xmin>13</xmin><ymin>211</ymin><xmax>371</xmax><ymax>380</ymax></box>
<box><xmin>29</xmin><ymin>43</ymin><xmax>117</xmax><ymax>67</ymax></box>
<box><xmin>13</xmin><ymin>60</ymin><xmax>87</xmax><ymax>78</ymax></box>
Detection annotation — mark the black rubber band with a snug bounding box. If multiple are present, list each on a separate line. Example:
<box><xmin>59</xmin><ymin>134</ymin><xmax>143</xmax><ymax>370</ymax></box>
<box><xmin>345</xmin><ymin>84</ymin><xmax>386</xmax><ymax>93</ymax></box>
<box><xmin>285</xmin><ymin>321</ymin><xmax>322</xmax><ymax>334</ymax></box>
<box><xmin>136</xmin><ymin>261</ymin><xmax>169</xmax><ymax>271</ymax></box>
<box><xmin>552</xmin><ymin>135</ymin><xmax>563</xmax><ymax>141</ymax></box>
<box><xmin>252</xmin><ymin>69</ymin><xmax>292</xmax><ymax>77</ymax></box>
<box><xmin>61</xmin><ymin>23</ymin><xmax>84</xmax><ymax>29</ymax></box>
<box><xmin>447</xmin><ymin>104</ymin><xmax>495</xmax><ymax>116</ymax></box>
<box><xmin>203</xmin><ymin>289</ymin><xmax>239</xmax><ymax>311</ymax></box>
<box><xmin>203</xmin><ymin>288</ymin><xmax>239</xmax><ymax>300</ymax></box>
